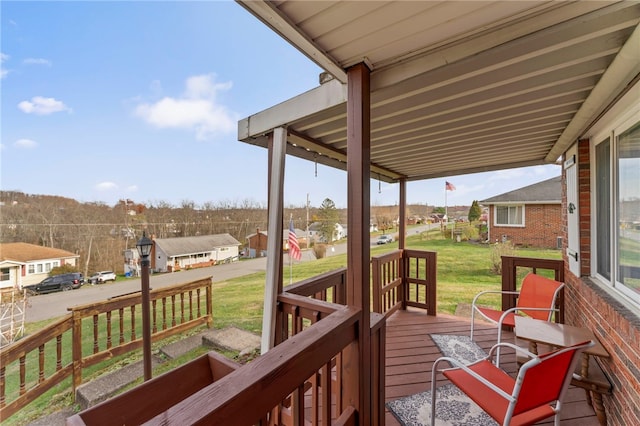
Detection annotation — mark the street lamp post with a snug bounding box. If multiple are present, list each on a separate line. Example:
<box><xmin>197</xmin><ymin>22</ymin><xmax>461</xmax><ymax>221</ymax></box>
<box><xmin>136</xmin><ymin>232</ymin><xmax>153</xmax><ymax>381</ymax></box>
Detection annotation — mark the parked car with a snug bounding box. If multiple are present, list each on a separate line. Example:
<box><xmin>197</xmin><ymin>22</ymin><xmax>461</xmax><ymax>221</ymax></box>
<box><xmin>88</xmin><ymin>271</ymin><xmax>117</xmax><ymax>284</ymax></box>
<box><xmin>23</xmin><ymin>272</ymin><xmax>84</xmax><ymax>294</ymax></box>
<box><xmin>376</xmin><ymin>235</ymin><xmax>394</xmax><ymax>245</ymax></box>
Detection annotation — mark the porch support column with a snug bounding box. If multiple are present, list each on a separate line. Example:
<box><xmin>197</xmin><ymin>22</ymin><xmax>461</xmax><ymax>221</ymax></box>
<box><xmin>346</xmin><ymin>62</ymin><xmax>371</xmax><ymax>425</ymax></box>
<box><xmin>261</xmin><ymin>126</ymin><xmax>286</xmax><ymax>354</ymax></box>
<box><xmin>399</xmin><ymin>178</ymin><xmax>406</xmax><ymax>250</ymax></box>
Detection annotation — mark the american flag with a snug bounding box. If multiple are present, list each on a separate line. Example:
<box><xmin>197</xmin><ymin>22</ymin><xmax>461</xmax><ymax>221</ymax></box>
<box><xmin>289</xmin><ymin>218</ymin><xmax>302</xmax><ymax>261</ymax></box>
<box><xmin>445</xmin><ymin>181</ymin><xmax>456</xmax><ymax>191</ymax></box>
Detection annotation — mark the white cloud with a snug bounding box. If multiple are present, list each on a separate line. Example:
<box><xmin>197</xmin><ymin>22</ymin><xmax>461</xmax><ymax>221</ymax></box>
<box><xmin>95</xmin><ymin>182</ymin><xmax>118</xmax><ymax>191</ymax></box>
<box><xmin>1</xmin><ymin>52</ymin><xmax>9</xmax><ymax>79</ymax></box>
<box><xmin>23</xmin><ymin>58</ymin><xmax>52</xmax><ymax>67</ymax></box>
<box><xmin>488</xmin><ymin>168</ymin><xmax>526</xmax><ymax>181</ymax></box>
<box><xmin>14</xmin><ymin>138</ymin><xmax>38</xmax><ymax>149</ymax></box>
<box><xmin>125</xmin><ymin>185</ymin><xmax>138</xmax><ymax>193</ymax></box>
<box><xmin>134</xmin><ymin>73</ymin><xmax>236</xmax><ymax>141</ymax></box>
<box><xmin>18</xmin><ymin>96</ymin><xmax>71</xmax><ymax>115</ymax></box>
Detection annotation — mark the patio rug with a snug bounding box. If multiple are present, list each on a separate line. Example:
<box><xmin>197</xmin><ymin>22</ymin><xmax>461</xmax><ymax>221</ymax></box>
<box><xmin>386</xmin><ymin>383</ymin><xmax>498</xmax><ymax>426</ymax></box>
<box><xmin>385</xmin><ymin>335</ymin><xmax>495</xmax><ymax>426</ymax></box>
<box><xmin>429</xmin><ymin>334</ymin><xmax>487</xmax><ymax>366</ymax></box>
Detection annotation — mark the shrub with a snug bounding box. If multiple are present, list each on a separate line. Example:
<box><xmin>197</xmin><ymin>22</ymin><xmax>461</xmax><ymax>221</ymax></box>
<box><xmin>313</xmin><ymin>244</ymin><xmax>327</xmax><ymax>259</ymax></box>
<box><xmin>490</xmin><ymin>240</ymin><xmax>517</xmax><ymax>274</ymax></box>
<box><xmin>50</xmin><ymin>264</ymin><xmax>80</xmax><ymax>276</ymax></box>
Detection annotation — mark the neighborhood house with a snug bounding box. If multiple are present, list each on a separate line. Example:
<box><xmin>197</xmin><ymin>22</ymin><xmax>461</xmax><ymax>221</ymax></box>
<box><xmin>481</xmin><ymin>176</ymin><xmax>562</xmax><ymax>248</ymax></box>
<box><xmin>0</xmin><ymin>242</ymin><xmax>80</xmax><ymax>290</ymax></box>
<box><xmin>135</xmin><ymin>234</ymin><xmax>242</xmax><ymax>273</ymax></box>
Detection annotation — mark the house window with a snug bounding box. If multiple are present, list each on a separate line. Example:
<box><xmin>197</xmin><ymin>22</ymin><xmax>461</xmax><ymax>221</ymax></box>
<box><xmin>594</xmin><ymin>117</ymin><xmax>640</xmax><ymax>306</ymax></box>
<box><xmin>494</xmin><ymin>205</ymin><xmax>524</xmax><ymax>226</ymax></box>
<box><xmin>28</xmin><ymin>264</ymin><xmax>35</xmax><ymax>274</ymax></box>
<box><xmin>37</xmin><ymin>264</ymin><xmax>43</xmax><ymax>273</ymax></box>
<box><xmin>45</xmin><ymin>263</ymin><xmax>52</xmax><ymax>273</ymax></box>
<box><xmin>1</xmin><ymin>268</ymin><xmax>9</xmax><ymax>281</ymax></box>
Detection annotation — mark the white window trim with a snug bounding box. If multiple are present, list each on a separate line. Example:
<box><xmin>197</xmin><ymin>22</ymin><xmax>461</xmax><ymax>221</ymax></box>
<box><xmin>493</xmin><ymin>204</ymin><xmax>525</xmax><ymax>227</ymax></box>
<box><xmin>588</xmin><ymin>84</ymin><xmax>640</xmax><ymax>314</ymax></box>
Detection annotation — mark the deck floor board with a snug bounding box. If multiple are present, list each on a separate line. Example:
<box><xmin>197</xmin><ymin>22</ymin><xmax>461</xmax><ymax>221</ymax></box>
<box><xmin>384</xmin><ymin>309</ymin><xmax>600</xmax><ymax>425</ymax></box>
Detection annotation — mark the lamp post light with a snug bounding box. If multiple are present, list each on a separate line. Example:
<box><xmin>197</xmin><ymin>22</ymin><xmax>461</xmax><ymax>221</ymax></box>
<box><xmin>136</xmin><ymin>231</ymin><xmax>153</xmax><ymax>381</ymax></box>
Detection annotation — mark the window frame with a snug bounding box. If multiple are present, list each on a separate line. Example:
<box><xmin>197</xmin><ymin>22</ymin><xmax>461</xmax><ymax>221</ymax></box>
<box><xmin>590</xmin><ymin>94</ymin><xmax>640</xmax><ymax>311</ymax></box>
<box><xmin>493</xmin><ymin>204</ymin><xmax>525</xmax><ymax>227</ymax></box>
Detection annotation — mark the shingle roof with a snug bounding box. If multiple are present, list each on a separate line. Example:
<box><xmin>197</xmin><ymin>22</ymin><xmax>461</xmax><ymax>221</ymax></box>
<box><xmin>480</xmin><ymin>176</ymin><xmax>562</xmax><ymax>204</ymax></box>
<box><xmin>0</xmin><ymin>242</ymin><xmax>79</xmax><ymax>263</ymax></box>
<box><xmin>153</xmin><ymin>234</ymin><xmax>241</xmax><ymax>257</ymax></box>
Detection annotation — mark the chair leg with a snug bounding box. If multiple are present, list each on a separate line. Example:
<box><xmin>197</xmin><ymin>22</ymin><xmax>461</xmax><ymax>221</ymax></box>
<box><xmin>470</xmin><ymin>307</ymin><xmax>476</xmax><ymax>340</ymax></box>
<box><xmin>496</xmin><ymin>329</ymin><xmax>502</xmax><ymax>367</ymax></box>
<box><xmin>430</xmin><ymin>370</ymin><xmax>438</xmax><ymax>426</ymax></box>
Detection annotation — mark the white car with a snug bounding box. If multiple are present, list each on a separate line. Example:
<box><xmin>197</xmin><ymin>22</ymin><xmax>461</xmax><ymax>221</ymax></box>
<box><xmin>89</xmin><ymin>271</ymin><xmax>117</xmax><ymax>284</ymax></box>
<box><xmin>376</xmin><ymin>235</ymin><xmax>394</xmax><ymax>245</ymax></box>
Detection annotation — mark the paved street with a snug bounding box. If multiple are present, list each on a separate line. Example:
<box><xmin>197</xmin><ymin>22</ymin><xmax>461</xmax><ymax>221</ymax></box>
<box><xmin>25</xmin><ymin>225</ymin><xmax>435</xmax><ymax>323</ymax></box>
<box><xmin>25</xmin><ymin>243</ymin><xmax>339</xmax><ymax>323</ymax></box>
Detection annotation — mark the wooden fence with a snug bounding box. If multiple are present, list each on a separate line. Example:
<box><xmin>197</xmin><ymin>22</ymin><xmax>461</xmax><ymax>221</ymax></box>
<box><xmin>0</xmin><ymin>278</ymin><xmax>213</xmax><ymax>422</ymax></box>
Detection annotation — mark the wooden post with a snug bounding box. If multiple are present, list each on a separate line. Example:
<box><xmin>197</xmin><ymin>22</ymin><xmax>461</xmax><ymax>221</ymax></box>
<box><xmin>346</xmin><ymin>62</ymin><xmax>372</xmax><ymax>425</ymax></box>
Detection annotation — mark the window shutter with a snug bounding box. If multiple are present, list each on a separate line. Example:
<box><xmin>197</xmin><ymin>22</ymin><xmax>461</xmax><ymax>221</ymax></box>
<box><xmin>565</xmin><ymin>154</ymin><xmax>580</xmax><ymax>276</ymax></box>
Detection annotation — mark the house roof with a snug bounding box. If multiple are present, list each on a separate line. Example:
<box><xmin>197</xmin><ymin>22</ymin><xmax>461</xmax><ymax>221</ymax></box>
<box><xmin>153</xmin><ymin>234</ymin><xmax>241</xmax><ymax>257</ymax></box>
<box><xmin>237</xmin><ymin>1</ymin><xmax>640</xmax><ymax>182</ymax></box>
<box><xmin>0</xmin><ymin>242</ymin><xmax>79</xmax><ymax>263</ymax></box>
<box><xmin>247</xmin><ymin>229</ymin><xmax>305</xmax><ymax>240</ymax></box>
<box><xmin>480</xmin><ymin>176</ymin><xmax>562</xmax><ymax>204</ymax></box>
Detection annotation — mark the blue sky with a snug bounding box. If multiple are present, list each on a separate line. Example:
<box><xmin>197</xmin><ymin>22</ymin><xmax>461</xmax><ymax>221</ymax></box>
<box><xmin>1</xmin><ymin>1</ymin><xmax>560</xmax><ymax>210</ymax></box>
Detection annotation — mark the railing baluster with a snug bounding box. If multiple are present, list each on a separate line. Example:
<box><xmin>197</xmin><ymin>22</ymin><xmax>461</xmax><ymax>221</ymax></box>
<box><xmin>196</xmin><ymin>288</ymin><xmax>201</xmax><ymax>318</ymax></box>
<box><xmin>152</xmin><ymin>299</ymin><xmax>158</xmax><ymax>334</ymax></box>
<box><xmin>56</xmin><ymin>335</ymin><xmax>62</xmax><ymax>370</ymax></box>
<box><xmin>106</xmin><ymin>311</ymin><xmax>112</xmax><ymax>349</ymax></box>
<box><xmin>162</xmin><ymin>297</ymin><xmax>167</xmax><ymax>330</ymax></box>
<box><xmin>1</xmin><ymin>365</ymin><xmax>6</xmax><ymax>407</ymax></box>
<box><xmin>171</xmin><ymin>294</ymin><xmax>177</xmax><ymax>327</ymax></box>
<box><xmin>131</xmin><ymin>306</ymin><xmax>136</xmax><ymax>341</ymax></box>
<box><xmin>119</xmin><ymin>308</ymin><xmax>125</xmax><ymax>345</ymax></box>
<box><xmin>38</xmin><ymin>344</ymin><xmax>45</xmax><ymax>383</ymax></box>
<box><xmin>180</xmin><ymin>293</ymin><xmax>185</xmax><ymax>324</ymax></box>
<box><xmin>19</xmin><ymin>355</ymin><xmax>26</xmax><ymax>395</ymax></box>
<box><xmin>93</xmin><ymin>315</ymin><xmax>99</xmax><ymax>354</ymax></box>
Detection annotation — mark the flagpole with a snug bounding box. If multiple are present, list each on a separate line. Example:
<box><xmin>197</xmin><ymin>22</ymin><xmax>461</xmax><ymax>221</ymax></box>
<box><xmin>445</xmin><ymin>184</ymin><xmax>448</xmax><ymax>222</ymax></box>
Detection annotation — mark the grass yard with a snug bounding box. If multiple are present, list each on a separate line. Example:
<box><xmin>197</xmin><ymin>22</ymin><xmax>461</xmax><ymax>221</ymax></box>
<box><xmin>6</xmin><ymin>231</ymin><xmax>561</xmax><ymax>425</ymax></box>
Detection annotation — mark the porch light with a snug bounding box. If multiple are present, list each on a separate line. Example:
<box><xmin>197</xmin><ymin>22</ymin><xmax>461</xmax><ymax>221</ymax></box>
<box><xmin>136</xmin><ymin>231</ymin><xmax>153</xmax><ymax>381</ymax></box>
<box><xmin>136</xmin><ymin>232</ymin><xmax>153</xmax><ymax>258</ymax></box>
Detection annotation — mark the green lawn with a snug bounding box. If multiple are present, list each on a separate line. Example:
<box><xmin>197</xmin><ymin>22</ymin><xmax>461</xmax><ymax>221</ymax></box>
<box><xmin>7</xmin><ymin>231</ymin><xmax>561</xmax><ymax>425</ymax></box>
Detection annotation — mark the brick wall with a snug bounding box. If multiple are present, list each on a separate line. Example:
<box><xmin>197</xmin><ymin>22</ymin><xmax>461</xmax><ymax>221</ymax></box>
<box><xmin>562</xmin><ymin>139</ymin><xmax>640</xmax><ymax>426</ymax></box>
<box><xmin>488</xmin><ymin>204</ymin><xmax>562</xmax><ymax>248</ymax></box>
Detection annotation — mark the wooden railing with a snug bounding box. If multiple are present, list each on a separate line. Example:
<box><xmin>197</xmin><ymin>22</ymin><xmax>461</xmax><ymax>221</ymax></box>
<box><xmin>68</xmin><ymin>305</ymin><xmax>363</xmax><ymax>426</ymax></box>
<box><xmin>372</xmin><ymin>249</ymin><xmax>437</xmax><ymax>317</ymax></box>
<box><xmin>0</xmin><ymin>278</ymin><xmax>213</xmax><ymax>421</ymax></box>
<box><xmin>501</xmin><ymin>255</ymin><xmax>565</xmax><ymax>323</ymax></box>
<box><xmin>285</xmin><ymin>248</ymin><xmax>437</xmax><ymax>319</ymax></box>
<box><xmin>284</xmin><ymin>267</ymin><xmax>347</xmax><ymax>305</ymax></box>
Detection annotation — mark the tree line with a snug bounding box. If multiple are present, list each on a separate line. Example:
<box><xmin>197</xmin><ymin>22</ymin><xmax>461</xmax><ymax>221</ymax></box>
<box><xmin>0</xmin><ymin>191</ymin><xmax>471</xmax><ymax>276</ymax></box>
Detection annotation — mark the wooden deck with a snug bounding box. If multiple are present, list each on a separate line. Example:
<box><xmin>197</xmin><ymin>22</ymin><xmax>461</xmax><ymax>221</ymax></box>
<box><xmin>384</xmin><ymin>309</ymin><xmax>601</xmax><ymax>425</ymax></box>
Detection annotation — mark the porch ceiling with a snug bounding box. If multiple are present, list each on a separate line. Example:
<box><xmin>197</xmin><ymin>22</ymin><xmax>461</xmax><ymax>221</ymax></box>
<box><xmin>237</xmin><ymin>1</ymin><xmax>640</xmax><ymax>182</ymax></box>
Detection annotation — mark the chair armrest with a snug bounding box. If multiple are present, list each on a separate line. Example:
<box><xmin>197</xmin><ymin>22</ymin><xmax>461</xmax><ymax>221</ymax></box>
<box><xmin>471</xmin><ymin>289</ymin><xmax>520</xmax><ymax>307</ymax></box>
<box><xmin>488</xmin><ymin>341</ymin><xmax>538</xmax><ymax>361</ymax></box>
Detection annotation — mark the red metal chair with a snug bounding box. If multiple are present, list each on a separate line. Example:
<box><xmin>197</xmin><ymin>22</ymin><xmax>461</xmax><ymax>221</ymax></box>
<box><xmin>470</xmin><ymin>273</ymin><xmax>564</xmax><ymax>365</ymax></box>
<box><xmin>431</xmin><ymin>340</ymin><xmax>594</xmax><ymax>426</ymax></box>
